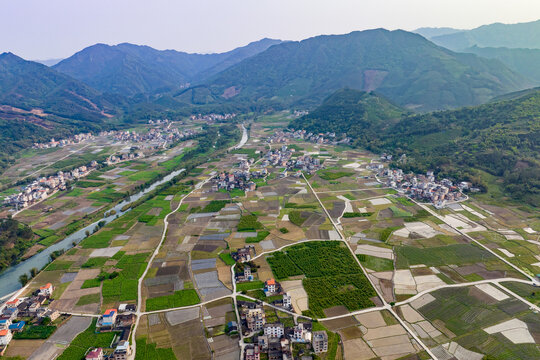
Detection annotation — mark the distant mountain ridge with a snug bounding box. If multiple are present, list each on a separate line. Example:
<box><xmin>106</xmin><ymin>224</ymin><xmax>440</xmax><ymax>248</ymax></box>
<box><xmin>413</xmin><ymin>27</ymin><xmax>462</xmax><ymax>39</ymax></box>
<box><xmin>430</xmin><ymin>19</ymin><xmax>540</xmax><ymax>51</ymax></box>
<box><xmin>53</xmin><ymin>39</ymin><xmax>282</xmax><ymax>96</ymax></box>
<box><xmin>192</xmin><ymin>29</ymin><xmax>529</xmax><ymax>111</ymax></box>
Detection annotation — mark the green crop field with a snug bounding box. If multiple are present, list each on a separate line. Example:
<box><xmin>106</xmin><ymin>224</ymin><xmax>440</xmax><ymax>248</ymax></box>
<box><xmin>267</xmin><ymin>241</ymin><xmax>376</xmax><ymax>317</ymax></box>
<box><xmin>57</xmin><ymin>319</ymin><xmax>117</xmax><ymax>360</ymax></box>
<box><xmin>145</xmin><ymin>289</ymin><xmax>200</xmax><ymax>311</ymax></box>
<box><xmin>395</xmin><ymin>244</ymin><xmax>494</xmax><ymax>268</ymax></box>
<box><xmin>135</xmin><ymin>337</ymin><xmax>177</xmax><ymax>360</ymax></box>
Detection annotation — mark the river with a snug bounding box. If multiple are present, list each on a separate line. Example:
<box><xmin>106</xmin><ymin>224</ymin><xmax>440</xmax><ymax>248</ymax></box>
<box><xmin>0</xmin><ymin>168</ymin><xmax>185</xmax><ymax>299</ymax></box>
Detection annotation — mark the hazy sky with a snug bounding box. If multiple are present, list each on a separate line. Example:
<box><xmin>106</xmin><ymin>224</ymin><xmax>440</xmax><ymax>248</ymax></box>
<box><xmin>2</xmin><ymin>0</ymin><xmax>540</xmax><ymax>60</ymax></box>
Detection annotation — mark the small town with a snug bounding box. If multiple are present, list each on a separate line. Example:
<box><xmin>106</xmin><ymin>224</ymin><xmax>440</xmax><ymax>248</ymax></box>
<box><xmin>210</xmin><ymin>168</ymin><xmax>265</xmax><ymax>193</ymax></box>
<box><xmin>99</xmin><ymin>127</ymin><xmax>197</xmax><ymax>148</ymax></box>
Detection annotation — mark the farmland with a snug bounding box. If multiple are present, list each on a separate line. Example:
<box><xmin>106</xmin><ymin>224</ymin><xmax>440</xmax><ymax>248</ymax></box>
<box><xmin>266</xmin><ymin>241</ymin><xmax>377</xmax><ymax>317</ymax></box>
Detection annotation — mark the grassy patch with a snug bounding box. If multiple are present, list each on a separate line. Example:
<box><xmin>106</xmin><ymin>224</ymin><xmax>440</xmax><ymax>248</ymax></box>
<box><xmin>145</xmin><ymin>289</ymin><xmax>200</xmax><ymax>311</ymax></box>
<box><xmin>81</xmin><ymin>257</ymin><xmax>109</xmax><ymax>268</ymax></box>
<box><xmin>237</xmin><ymin>214</ymin><xmax>263</xmax><ymax>231</ymax></box>
<box><xmin>318</xmin><ymin>169</ymin><xmax>354</xmax><ymax>180</ymax></box>
<box><xmin>237</xmin><ymin>281</ymin><xmax>265</xmax><ymax>292</ymax></box>
<box><xmin>357</xmin><ymin>255</ymin><xmax>394</xmax><ymax>272</ymax></box>
<box><xmin>76</xmin><ymin>293</ymin><xmax>100</xmax><ymax>306</ymax></box>
<box><xmin>396</xmin><ymin>244</ymin><xmax>494</xmax><ymax>268</ymax></box>
<box><xmin>246</xmin><ymin>230</ymin><xmax>270</xmax><ymax>243</ymax></box>
<box><xmin>81</xmin><ymin>278</ymin><xmax>102</xmax><ymax>289</ymax></box>
<box><xmin>289</xmin><ymin>210</ymin><xmax>307</xmax><ymax>227</ymax></box>
<box><xmin>45</xmin><ymin>261</ymin><xmax>73</xmax><ymax>271</ymax></box>
<box><xmin>135</xmin><ymin>337</ymin><xmax>177</xmax><ymax>360</ymax></box>
<box><xmin>202</xmin><ymin>200</ymin><xmax>230</xmax><ymax>212</ymax></box>
<box><xmin>13</xmin><ymin>325</ymin><xmax>56</xmax><ymax>339</ymax></box>
<box><xmin>57</xmin><ymin>319</ymin><xmax>117</xmax><ymax>360</ymax></box>
<box><xmin>219</xmin><ymin>253</ymin><xmax>235</xmax><ymax>266</ymax></box>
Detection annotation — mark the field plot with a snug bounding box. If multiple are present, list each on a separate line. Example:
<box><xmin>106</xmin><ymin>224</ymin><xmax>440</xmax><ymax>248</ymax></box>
<box><xmin>410</xmin><ymin>286</ymin><xmax>540</xmax><ymax>359</ymax></box>
<box><xmin>333</xmin><ymin>310</ymin><xmax>422</xmax><ymax>359</ymax></box>
<box><xmin>136</xmin><ymin>310</ymin><xmax>211</xmax><ymax>360</ymax></box>
<box><xmin>265</xmin><ymin>241</ymin><xmax>377</xmax><ymax>317</ymax></box>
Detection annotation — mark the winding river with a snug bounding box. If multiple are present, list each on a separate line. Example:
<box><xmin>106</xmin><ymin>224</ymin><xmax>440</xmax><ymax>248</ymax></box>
<box><xmin>0</xmin><ymin>168</ymin><xmax>185</xmax><ymax>299</ymax></box>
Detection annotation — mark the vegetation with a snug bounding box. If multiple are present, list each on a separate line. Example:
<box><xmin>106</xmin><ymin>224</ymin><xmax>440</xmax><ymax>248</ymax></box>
<box><xmin>343</xmin><ymin>212</ymin><xmax>373</xmax><ymax>218</ymax></box>
<box><xmin>292</xmin><ymin>88</ymin><xmax>540</xmax><ymax>206</ymax></box>
<box><xmin>0</xmin><ymin>218</ymin><xmax>35</xmax><ymax>272</ymax></box>
<box><xmin>13</xmin><ymin>325</ymin><xmax>57</xmax><ymax>339</ymax></box>
<box><xmin>395</xmin><ymin>244</ymin><xmax>494</xmax><ymax>268</ymax></box>
<box><xmin>57</xmin><ymin>319</ymin><xmax>117</xmax><ymax>360</ymax></box>
<box><xmin>201</xmin><ymin>200</ymin><xmax>230</xmax><ymax>212</ymax></box>
<box><xmin>246</xmin><ymin>230</ymin><xmax>270</xmax><ymax>243</ymax></box>
<box><xmin>288</xmin><ymin>210</ymin><xmax>307</xmax><ymax>227</ymax></box>
<box><xmin>218</xmin><ymin>252</ymin><xmax>235</xmax><ymax>266</ymax></box>
<box><xmin>145</xmin><ymin>289</ymin><xmax>200</xmax><ymax>311</ymax></box>
<box><xmin>237</xmin><ymin>214</ymin><xmax>263</xmax><ymax>231</ymax></box>
<box><xmin>135</xmin><ymin>337</ymin><xmax>177</xmax><ymax>360</ymax></box>
<box><xmin>267</xmin><ymin>241</ymin><xmax>376</xmax><ymax>317</ymax></box>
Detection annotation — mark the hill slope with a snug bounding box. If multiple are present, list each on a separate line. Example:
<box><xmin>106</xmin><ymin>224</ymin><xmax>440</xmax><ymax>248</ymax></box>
<box><xmin>0</xmin><ymin>52</ymin><xmax>121</xmax><ymax>161</ymax></box>
<box><xmin>53</xmin><ymin>39</ymin><xmax>282</xmax><ymax>97</ymax></box>
<box><xmin>291</xmin><ymin>88</ymin><xmax>540</xmax><ymax>205</ymax></box>
<box><xmin>464</xmin><ymin>46</ymin><xmax>540</xmax><ymax>85</ymax></box>
<box><xmin>199</xmin><ymin>29</ymin><xmax>528</xmax><ymax>111</ymax></box>
<box><xmin>431</xmin><ymin>19</ymin><xmax>540</xmax><ymax>51</ymax></box>
<box><xmin>290</xmin><ymin>89</ymin><xmax>406</xmax><ymax>145</ymax></box>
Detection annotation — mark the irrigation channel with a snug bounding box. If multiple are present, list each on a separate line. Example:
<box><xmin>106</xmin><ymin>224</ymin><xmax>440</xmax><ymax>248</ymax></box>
<box><xmin>0</xmin><ymin>168</ymin><xmax>186</xmax><ymax>299</ymax></box>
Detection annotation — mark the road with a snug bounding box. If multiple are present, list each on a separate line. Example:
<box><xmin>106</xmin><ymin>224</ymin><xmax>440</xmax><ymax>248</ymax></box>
<box><xmin>130</xmin><ymin>176</ymin><xmax>210</xmax><ymax>359</ymax></box>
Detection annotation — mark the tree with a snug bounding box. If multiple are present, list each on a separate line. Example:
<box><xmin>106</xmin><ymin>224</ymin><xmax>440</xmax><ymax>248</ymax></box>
<box><xmin>19</xmin><ymin>273</ymin><xmax>29</xmax><ymax>286</ymax></box>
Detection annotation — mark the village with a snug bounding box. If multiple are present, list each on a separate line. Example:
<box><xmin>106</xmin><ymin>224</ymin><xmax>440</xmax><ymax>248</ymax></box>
<box><xmin>189</xmin><ymin>113</ymin><xmax>237</xmax><ymax>123</ymax></box>
<box><xmin>33</xmin><ymin>133</ymin><xmax>94</xmax><ymax>149</ymax></box>
<box><xmin>262</xmin><ymin>145</ymin><xmax>324</xmax><ymax>175</ymax></box>
<box><xmin>0</xmin><ymin>283</ymin><xmax>136</xmax><ymax>359</ymax></box>
<box><xmin>377</xmin><ymin>167</ymin><xmax>472</xmax><ymax>208</ymax></box>
<box><xmin>266</xmin><ymin>129</ymin><xmax>351</xmax><ymax>146</ymax></box>
<box><xmin>3</xmin><ymin>149</ymin><xmax>143</xmax><ymax>210</ymax></box>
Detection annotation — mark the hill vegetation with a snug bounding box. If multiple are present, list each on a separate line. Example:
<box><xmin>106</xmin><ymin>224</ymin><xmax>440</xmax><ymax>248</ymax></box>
<box><xmin>291</xmin><ymin>88</ymin><xmax>540</xmax><ymax>206</ymax></box>
<box><xmin>53</xmin><ymin>39</ymin><xmax>282</xmax><ymax>97</ymax></box>
<box><xmin>464</xmin><ymin>46</ymin><xmax>540</xmax><ymax>85</ymax></box>
<box><xmin>0</xmin><ymin>218</ymin><xmax>35</xmax><ymax>272</ymax></box>
<box><xmin>199</xmin><ymin>29</ymin><xmax>528</xmax><ymax>111</ymax></box>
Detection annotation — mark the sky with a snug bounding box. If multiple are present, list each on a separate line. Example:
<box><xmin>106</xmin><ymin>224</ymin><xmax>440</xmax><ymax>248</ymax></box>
<box><xmin>1</xmin><ymin>0</ymin><xmax>540</xmax><ymax>60</ymax></box>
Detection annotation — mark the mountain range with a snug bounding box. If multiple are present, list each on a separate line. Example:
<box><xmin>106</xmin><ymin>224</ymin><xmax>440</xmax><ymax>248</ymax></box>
<box><xmin>191</xmin><ymin>29</ymin><xmax>528</xmax><ymax>111</ymax></box>
<box><xmin>53</xmin><ymin>39</ymin><xmax>282</xmax><ymax>97</ymax></box>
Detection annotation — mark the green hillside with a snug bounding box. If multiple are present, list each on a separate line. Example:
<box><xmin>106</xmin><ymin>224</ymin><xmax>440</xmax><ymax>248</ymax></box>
<box><xmin>199</xmin><ymin>29</ymin><xmax>528</xmax><ymax>111</ymax></box>
<box><xmin>465</xmin><ymin>46</ymin><xmax>540</xmax><ymax>85</ymax></box>
<box><xmin>290</xmin><ymin>89</ymin><xmax>407</xmax><ymax>146</ymax></box>
<box><xmin>291</xmin><ymin>88</ymin><xmax>540</xmax><ymax>206</ymax></box>
<box><xmin>54</xmin><ymin>39</ymin><xmax>282</xmax><ymax>97</ymax></box>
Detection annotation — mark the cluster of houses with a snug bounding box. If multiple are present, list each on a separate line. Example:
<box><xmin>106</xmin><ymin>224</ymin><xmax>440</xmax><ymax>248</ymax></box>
<box><xmin>88</xmin><ymin>304</ymin><xmax>137</xmax><ymax>359</ymax></box>
<box><xmin>0</xmin><ymin>284</ymin><xmax>59</xmax><ymax>355</ymax></box>
<box><xmin>105</xmin><ymin>150</ymin><xmax>144</xmax><ymax>165</ymax></box>
<box><xmin>382</xmin><ymin>169</ymin><xmax>469</xmax><ymax>208</ymax></box>
<box><xmin>3</xmin><ymin>162</ymin><xmax>98</xmax><ymax>209</ymax></box>
<box><xmin>292</xmin><ymin>110</ymin><xmax>309</xmax><ymax>118</ymax></box>
<box><xmin>266</xmin><ymin>129</ymin><xmax>351</xmax><ymax>146</ymax></box>
<box><xmin>262</xmin><ymin>146</ymin><xmax>323</xmax><ymax>175</ymax></box>
<box><xmin>189</xmin><ymin>113</ymin><xmax>236</xmax><ymax>123</ymax></box>
<box><xmin>33</xmin><ymin>133</ymin><xmax>94</xmax><ymax>149</ymax></box>
<box><xmin>239</xmin><ymin>299</ymin><xmax>328</xmax><ymax>360</ymax></box>
<box><xmin>210</xmin><ymin>169</ymin><xmax>266</xmax><ymax>193</ymax></box>
<box><xmin>100</xmin><ymin>127</ymin><xmax>196</xmax><ymax>148</ymax></box>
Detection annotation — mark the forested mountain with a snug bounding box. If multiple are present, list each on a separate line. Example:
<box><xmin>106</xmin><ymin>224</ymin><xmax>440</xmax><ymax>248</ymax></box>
<box><xmin>291</xmin><ymin>88</ymin><xmax>540</xmax><ymax>206</ymax></box>
<box><xmin>430</xmin><ymin>19</ymin><xmax>540</xmax><ymax>51</ymax></box>
<box><xmin>53</xmin><ymin>39</ymin><xmax>282</xmax><ymax>97</ymax></box>
<box><xmin>0</xmin><ymin>52</ymin><xmax>124</xmax><ymax>169</ymax></box>
<box><xmin>196</xmin><ymin>29</ymin><xmax>528</xmax><ymax>111</ymax></box>
<box><xmin>464</xmin><ymin>46</ymin><xmax>540</xmax><ymax>85</ymax></box>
